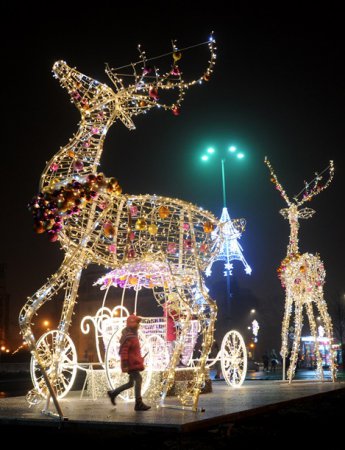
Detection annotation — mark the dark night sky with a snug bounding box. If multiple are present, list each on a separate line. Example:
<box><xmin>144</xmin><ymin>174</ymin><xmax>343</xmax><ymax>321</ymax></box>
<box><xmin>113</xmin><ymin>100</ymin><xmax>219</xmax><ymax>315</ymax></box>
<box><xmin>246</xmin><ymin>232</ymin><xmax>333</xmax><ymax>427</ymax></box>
<box><xmin>2</xmin><ymin>6</ymin><xmax>344</xmax><ymax>347</ymax></box>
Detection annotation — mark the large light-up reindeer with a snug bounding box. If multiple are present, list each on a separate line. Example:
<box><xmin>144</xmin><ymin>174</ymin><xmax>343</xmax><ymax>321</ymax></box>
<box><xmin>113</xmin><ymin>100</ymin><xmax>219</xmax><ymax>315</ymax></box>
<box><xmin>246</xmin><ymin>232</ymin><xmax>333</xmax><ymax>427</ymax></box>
<box><xmin>265</xmin><ymin>158</ymin><xmax>336</xmax><ymax>383</ymax></box>
<box><xmin>19</xmin><ymin>36</ymin><xmax>238</xmax><ymax>415</ymax></box>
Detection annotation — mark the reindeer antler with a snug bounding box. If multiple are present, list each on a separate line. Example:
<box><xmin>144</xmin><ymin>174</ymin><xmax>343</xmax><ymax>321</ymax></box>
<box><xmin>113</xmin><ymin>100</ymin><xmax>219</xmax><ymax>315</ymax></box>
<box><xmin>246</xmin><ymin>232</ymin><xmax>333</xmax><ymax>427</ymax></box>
<box><xmin>265</xmin><ymin>158</ymin><xmax>335</xmax><ymax>208</ymax></box>
<box><xmin>294</xmin><ymin>161</ymin><xmax>334</xmax><ymax>206</ymax></box>
<box><xmin>105</xmin><ymin>33</ymin><xmax>216</xmax><ymax>117</ymax></box>
<box><xmin>265</xmin><ymin>157</ymin><xmax>291</xmax><ymax>206</ymax></box>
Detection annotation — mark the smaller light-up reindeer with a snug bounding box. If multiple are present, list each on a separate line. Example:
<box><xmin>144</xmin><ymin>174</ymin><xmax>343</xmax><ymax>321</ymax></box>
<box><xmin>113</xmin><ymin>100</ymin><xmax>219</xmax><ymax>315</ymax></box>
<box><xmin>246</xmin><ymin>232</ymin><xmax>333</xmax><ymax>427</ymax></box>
<box><xmin>265</xmin><ymin>158</ymin><xmax>336</xmax><ymax>383</ymax></box>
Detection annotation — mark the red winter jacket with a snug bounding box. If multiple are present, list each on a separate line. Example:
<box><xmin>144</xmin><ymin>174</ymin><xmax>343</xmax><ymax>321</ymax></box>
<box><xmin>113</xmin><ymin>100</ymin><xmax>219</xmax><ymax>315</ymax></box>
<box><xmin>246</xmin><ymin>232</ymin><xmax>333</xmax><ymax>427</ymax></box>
<box><xmin>119</xmin><ymin>327</ymin><xmax>145</xmax><ymax>372</ymax></box>
<box><xmin>163</xmin><ymin>303</ymin><xmax>178</xmax><ymax>342</ymax></box>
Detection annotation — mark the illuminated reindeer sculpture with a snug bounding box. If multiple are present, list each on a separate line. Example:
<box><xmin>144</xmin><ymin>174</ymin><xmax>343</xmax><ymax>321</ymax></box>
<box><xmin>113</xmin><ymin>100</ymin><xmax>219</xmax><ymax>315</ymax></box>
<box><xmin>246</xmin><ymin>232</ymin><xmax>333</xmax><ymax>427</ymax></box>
<box><xmin>265</xmin><ymin>158</ymin><xmax>336</xmax><ymax>383</ymax></box>
<box><xmin>19</xmin><ymin>36</ymin><xmax>233</xmax><ymax>415</ymax></box>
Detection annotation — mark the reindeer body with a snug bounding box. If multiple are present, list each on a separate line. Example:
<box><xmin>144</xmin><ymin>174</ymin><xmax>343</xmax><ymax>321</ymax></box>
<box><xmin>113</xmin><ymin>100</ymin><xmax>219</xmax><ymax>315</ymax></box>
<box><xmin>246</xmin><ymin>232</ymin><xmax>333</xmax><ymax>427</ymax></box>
<box><xmin>266</xmin><ymin>159</ymin><xmax>336</xmax><ymax>383</ymax></box>
<box><xmin>20</xmin><ymin>40</ymin><xmax>221</xmax><ymax>412</ymax></box>
<box><xmin>56</xmin><ymin>192</ymin><xmax>220</xmax><ymax>270</ymax></box>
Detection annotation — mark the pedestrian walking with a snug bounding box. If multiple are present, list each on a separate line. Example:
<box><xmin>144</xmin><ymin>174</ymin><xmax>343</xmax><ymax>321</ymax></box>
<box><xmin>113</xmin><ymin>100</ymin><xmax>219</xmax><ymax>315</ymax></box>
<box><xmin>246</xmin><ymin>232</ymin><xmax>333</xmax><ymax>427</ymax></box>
<box><xmin>107</xmin><ymin>314</ymin><xmax>151</xmax><ymax>411</ymax></box>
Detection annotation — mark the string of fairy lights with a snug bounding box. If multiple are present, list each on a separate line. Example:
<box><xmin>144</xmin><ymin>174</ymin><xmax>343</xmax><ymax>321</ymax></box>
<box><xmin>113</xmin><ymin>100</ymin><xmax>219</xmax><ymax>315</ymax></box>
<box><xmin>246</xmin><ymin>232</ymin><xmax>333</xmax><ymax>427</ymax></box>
<box><xmin>265</xmin><ymin>158</ymin><xmax>336</xmax><ymax>382</ymax></box>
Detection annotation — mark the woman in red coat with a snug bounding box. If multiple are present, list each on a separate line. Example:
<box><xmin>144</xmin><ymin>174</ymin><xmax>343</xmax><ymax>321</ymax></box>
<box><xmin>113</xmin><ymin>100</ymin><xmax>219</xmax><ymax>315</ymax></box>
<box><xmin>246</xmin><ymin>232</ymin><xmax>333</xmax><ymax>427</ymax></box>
<box><xmin>107</xmin><ymin>314</ymin><xmax>150</xmax><ymax>411</ymax></box>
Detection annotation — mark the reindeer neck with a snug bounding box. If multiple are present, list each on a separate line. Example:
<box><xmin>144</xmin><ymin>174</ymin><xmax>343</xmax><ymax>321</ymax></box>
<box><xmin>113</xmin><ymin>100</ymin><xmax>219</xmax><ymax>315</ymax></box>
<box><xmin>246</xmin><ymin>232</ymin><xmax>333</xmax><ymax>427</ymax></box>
<box><xmin>287</xmin><ymin>207</ymin><xmax>300</xmax><ymax>256</ymax></box>
<box><xmin>40</xmin><ymin>107</ymin><xmax>114</xmax><ymax>191</ymax></box>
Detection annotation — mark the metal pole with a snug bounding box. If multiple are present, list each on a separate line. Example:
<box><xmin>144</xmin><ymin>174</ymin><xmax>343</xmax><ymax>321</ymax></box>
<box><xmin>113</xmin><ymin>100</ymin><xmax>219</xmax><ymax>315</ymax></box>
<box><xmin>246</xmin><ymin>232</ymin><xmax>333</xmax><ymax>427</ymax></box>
<box><xmin>221</xmin><ymin>159</ymin><xmax>227</xmax><ymax>208</ymax></box>
<box><xmin>221</xmin><ymin>159</ymin><xmax>231</xmax><ymax>312</ymax></box>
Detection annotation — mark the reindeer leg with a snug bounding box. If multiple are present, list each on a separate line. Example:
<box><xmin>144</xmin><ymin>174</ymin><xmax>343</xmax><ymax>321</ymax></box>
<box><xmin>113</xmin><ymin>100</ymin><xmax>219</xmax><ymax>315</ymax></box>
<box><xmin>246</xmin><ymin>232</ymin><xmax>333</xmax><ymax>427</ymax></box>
<box><xmin>162</xmin><ymin>271</ymin><xmax>216</xmax><ymax>411</ymax></box>
<box><xmin>190</xmin><ymin>274</ymin><xmax>217</xmax><ymax>411</ymax></box>
<box><xmin>19</xmin><ymin>258</ymin><xmax>72</xmax><ymax>418</ymax></box>
<box><xmin>306</xmin><ymin>301</ymin><xmax>324</xmax><ymax>381</ymax></box>
<box><xmin>316</xmin><ymin>297</ymin><xmax>336</xmax><ymax>381</ymax></box>
<box><xmin>288</xmin><ymin>301</ymin><xmax>303</xmax><ymax>383</ymax></box>
<box><xmin>160</xmin><ymin>285</ymin><xmax>192</xmax><ymax>408</ymax></box>
<box><xmin>307</xmin><ymin>301</ymin><xmax>324</xmax><ymax>379</ymax></box>
<box><xmin>19</xmin><ymin>253</ymin><xmax>85</xmax><ymax>417</ymax></box>
<box><xmin>281</xmin><ymin>292</ymin><xmax>293</xmax><ymax>380</ymax></box>
<box><xmin>43</xmin><ymin>258</ymin><xmax>85</xmax><ymax>412</ymax></box>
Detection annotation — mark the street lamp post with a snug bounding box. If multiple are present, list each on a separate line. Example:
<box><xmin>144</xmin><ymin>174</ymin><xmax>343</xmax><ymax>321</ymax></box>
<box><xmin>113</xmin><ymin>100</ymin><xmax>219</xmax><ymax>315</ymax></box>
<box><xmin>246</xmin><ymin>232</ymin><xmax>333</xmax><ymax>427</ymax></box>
<box><xmin>221</xmin><ymin>158</ymin><xmax>227</xmax><ymax>208</ymax></box>
<box><xmin>201</xmin><ymin>145</ymin><xmax>250</xmax><ymax>310</ymax></box>
<box><xmin>203</xmin><ymin>145</ymin><xmax>244</xmax><ymax>210</ymax></box>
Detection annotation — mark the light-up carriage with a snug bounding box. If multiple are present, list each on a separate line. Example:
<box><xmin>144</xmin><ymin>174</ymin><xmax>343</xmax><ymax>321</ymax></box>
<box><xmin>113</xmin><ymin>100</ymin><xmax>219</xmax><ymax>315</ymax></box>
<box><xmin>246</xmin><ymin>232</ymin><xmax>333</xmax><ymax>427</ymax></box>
<box><xmin>30</xmin><ymin>256</ymin><xmax>247</xmax><ymax>408</ymax></box>
<box><xmin>78</xmin><ymin>256</ymin><xmax>247</xmax><ymax>401</ymax></box>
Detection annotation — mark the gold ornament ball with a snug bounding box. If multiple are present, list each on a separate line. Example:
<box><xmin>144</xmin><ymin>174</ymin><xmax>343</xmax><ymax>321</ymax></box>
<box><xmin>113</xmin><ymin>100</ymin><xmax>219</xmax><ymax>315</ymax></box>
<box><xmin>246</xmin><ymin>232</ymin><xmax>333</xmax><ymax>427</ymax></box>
<box><xmin>203</xmin><ymin>221</ymin><xmax>214</xmax><ymax>233</ymax></box>
<box><xmin>135</xmin><ymin>218</ymin><xmax>147</xmax><ymax>231</ymax></box>
<box><xmin>103</xmin><ymin>222</ymin><xmax>115</xmax><ymax>238</ymax></box>
<box><xmin>148</xmin><ymin>223</ymin><xmax>158</xmax><ymax>235</ymax></box>
<box><xmin>158</xmin><ymin>206</ymin><xmax>170</xmax><ymax>219</ymax></box>
<box><xmin>173</xmin><ymin>52</ymin><xmax>182</xmax><ymax>62</ymax></box>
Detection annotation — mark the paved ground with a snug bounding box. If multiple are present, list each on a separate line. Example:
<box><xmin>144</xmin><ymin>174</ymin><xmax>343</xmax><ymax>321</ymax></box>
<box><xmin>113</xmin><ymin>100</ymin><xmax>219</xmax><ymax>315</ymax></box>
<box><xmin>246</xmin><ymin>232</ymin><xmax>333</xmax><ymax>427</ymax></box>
<box><xmin>1</xmin><ymin>379</ymin><xmax>344</xmax><ymax>448</ymax></box>
<box><xmin>1</xmin><ymin>379</ymin><xmax>344</xmax><ymax>431</ymax></box>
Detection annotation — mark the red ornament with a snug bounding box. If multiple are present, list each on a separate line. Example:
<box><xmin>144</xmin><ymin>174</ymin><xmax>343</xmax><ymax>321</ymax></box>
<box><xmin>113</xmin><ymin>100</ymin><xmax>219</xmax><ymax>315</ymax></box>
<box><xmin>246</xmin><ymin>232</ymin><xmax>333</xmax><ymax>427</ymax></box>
<box><xmin>170</xmin><ymin>66</ymin><xmax>181</xmax><ymax>76</ymax></box>
<box><xmin>200</xmin><ymin>243</ymin><xmax>208</xmax><ymax>253</ymax></box>
<box><xmin>149</xmin><ymin>86</ymin><xmax>159</xmax><ymax>100</ymax></box>
<box><xmin>172</xmin><ymin>106</ymin><xmax>180</xmax><ymax>116</ymax></box>
<box><xmin>127</xmin><ymin>248</ymin><xmax>136</xmax><ymax>259</ymax></box>
<box><xmin>74</xmin><ymin>160</ymin><xmax>84</xmax><ymax>171</ymax></box>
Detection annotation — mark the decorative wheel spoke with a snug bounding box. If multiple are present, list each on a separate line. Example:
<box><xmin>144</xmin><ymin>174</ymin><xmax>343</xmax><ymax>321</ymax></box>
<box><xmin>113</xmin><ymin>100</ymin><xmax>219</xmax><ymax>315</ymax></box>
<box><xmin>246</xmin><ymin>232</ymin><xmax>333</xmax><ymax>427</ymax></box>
<box><xmin>220</xmin><ymin>330</ymin><xmax>247</xmax><ymax>388</ymax></box>
<box><xmin>30</xmin><ymin>330</ymin><xmax>77</xmax><ymax>399</ymax></box>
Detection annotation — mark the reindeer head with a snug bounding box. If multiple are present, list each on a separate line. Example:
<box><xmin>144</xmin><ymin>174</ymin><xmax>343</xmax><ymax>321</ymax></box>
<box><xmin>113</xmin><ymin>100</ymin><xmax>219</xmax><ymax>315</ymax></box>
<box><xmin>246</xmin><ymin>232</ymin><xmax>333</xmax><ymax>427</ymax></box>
<box><xmin>52</xmin><ymin>34</ymin><xmax>216</xmax><ymax>130</ymax></box>
<box><xmin>265</xmin><ymin>157</ymin><xmax>334</xmax><ymax>256</ymax></box>
<box><xmin>265</xmin><ymin>157</ymin><xmax>334</xmax><ymax>221</ymax></box>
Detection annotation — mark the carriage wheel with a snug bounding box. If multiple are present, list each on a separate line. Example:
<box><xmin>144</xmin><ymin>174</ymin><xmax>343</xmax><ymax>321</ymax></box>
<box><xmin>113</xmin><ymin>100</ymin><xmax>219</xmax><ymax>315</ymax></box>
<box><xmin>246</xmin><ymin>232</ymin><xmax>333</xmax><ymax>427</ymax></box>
<box><xmin>220</xmin><ymin>330</ymin><xmax>247</xmax><ymax>388</ymax></box>
<box><xmin>30</xmin><ymin>330</ymin><xmax>78</xmax><ymax>399</ymax></box>
<box><xmin>105</xmin><ymin>328</ymin><xmax>153</xmax><ymax>402</ymax></box>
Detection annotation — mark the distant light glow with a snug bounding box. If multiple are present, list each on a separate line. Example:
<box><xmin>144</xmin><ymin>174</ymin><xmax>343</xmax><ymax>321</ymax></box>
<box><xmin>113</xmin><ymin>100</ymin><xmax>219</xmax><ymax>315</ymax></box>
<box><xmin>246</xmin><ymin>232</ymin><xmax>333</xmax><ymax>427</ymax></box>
<box><xmin>250</xmin><ymin>309</ymin><xmax>256</xmax><ymax>313</ymax></box>
<box><xmin>201</xmin><ymin>155</ymin><xmax>209</xmax><ymax>161</ymax></box>
<box><xmin>252</xmin><ymin>319</ymin><xmax>259</xmax><ymax>336</ymax></box>
<box><xmin>318</xmin><ymin>325</ymin><xmax>325</xmax><ymax>337</ymax></box>
<box><xmin>207</xmin><ymin>147</ymin><xmax>215</xmax><ymax>154</ymax></box>
<box><xmin>229</xmin><ymin>146</ymin><xmax>236</xmax><ymax>152</ymax></box>
<box><xmin>237</xmin><ymin>153</ymin><xmax>244</xmax><ymax>159</ymax></box>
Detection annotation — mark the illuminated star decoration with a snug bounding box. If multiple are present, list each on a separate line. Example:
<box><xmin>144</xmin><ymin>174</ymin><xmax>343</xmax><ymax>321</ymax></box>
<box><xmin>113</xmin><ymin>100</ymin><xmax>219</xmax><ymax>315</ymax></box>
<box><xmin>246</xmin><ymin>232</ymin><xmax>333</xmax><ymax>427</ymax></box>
<box><xmin>205</xmin><ymin>207</ymin><xmax>252</xmax><ymax>277</ymax></box>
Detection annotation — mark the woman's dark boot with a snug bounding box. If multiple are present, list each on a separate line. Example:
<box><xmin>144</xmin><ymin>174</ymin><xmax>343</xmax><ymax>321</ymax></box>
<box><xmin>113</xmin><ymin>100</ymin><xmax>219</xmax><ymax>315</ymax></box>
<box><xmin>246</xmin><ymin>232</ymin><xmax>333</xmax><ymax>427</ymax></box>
<box><xmin>134</xmin><ymin>397</ymin><xmax>151</xmax><ymax>411</ymax></box>
<box><xmin>107</xmin><ymin>389</ymin><xmax>119</xmax><ymax>405</ymax></box>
